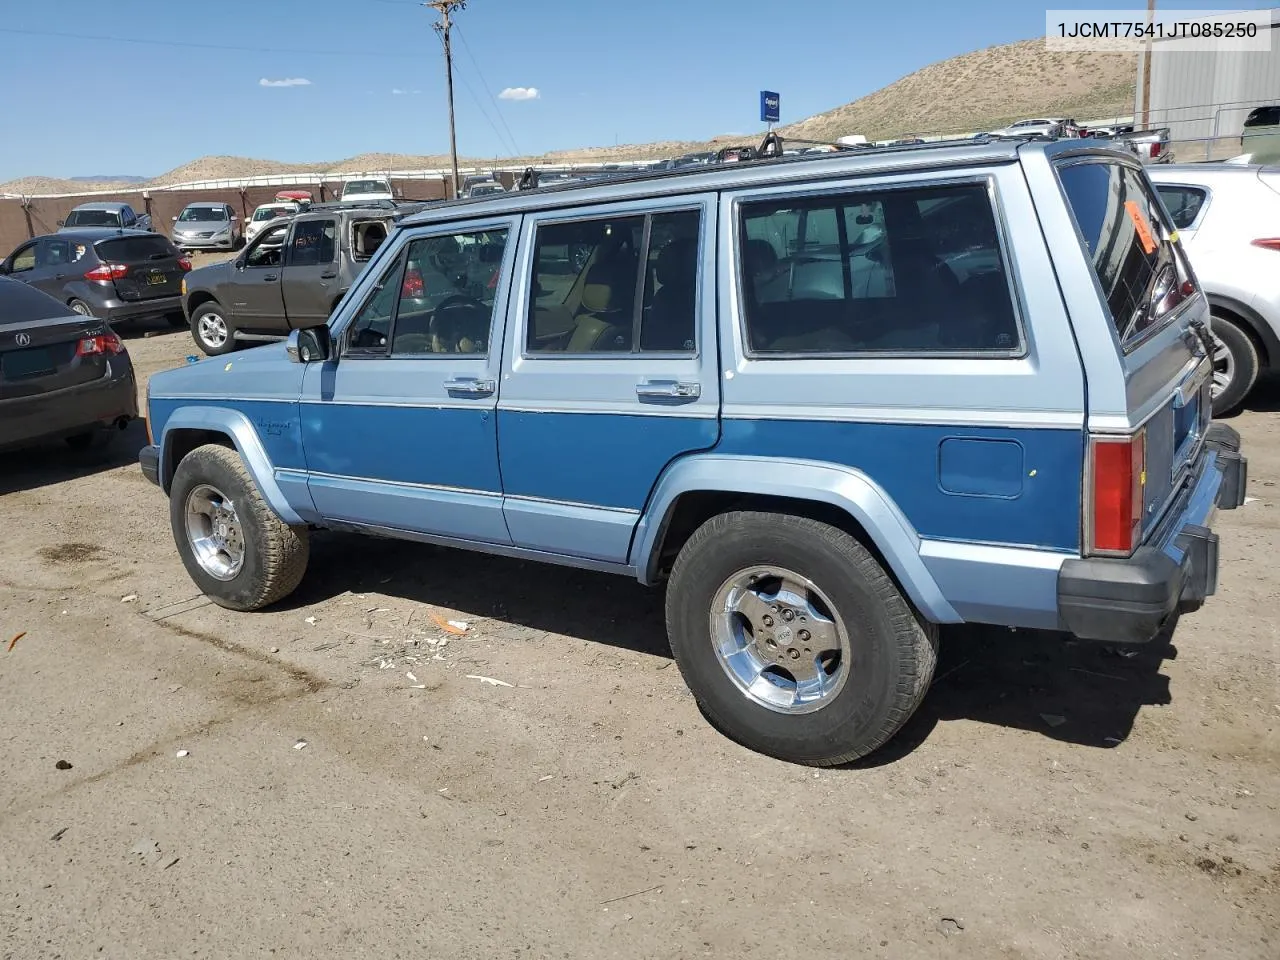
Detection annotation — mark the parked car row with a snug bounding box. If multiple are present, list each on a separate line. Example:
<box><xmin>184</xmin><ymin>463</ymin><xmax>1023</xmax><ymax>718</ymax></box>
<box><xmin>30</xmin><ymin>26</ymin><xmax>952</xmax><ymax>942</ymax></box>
<box><xmin>138</xmin><ymin>136</ymin><xmax>1246</xmax><ymax>765</ymax></box>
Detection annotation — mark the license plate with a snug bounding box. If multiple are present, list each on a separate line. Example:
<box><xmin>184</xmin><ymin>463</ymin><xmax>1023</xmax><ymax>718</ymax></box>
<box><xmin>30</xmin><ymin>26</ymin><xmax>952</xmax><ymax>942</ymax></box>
<box><xmin>146</xmin><ymin>271</ymin><xmax>167</xmax><ymax>286</ymax></box>
<box><xmin>2</xmin><ymin>347</ymin><xmax>55</xmax><ymax>379</ymax></box>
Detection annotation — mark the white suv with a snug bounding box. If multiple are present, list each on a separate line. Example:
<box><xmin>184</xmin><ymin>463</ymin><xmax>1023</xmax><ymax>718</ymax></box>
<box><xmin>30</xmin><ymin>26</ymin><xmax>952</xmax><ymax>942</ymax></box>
<box><xmin>1150</xmin><ymin>164</ymin><xmax>1280</xmax><ymax>414</ymax></box>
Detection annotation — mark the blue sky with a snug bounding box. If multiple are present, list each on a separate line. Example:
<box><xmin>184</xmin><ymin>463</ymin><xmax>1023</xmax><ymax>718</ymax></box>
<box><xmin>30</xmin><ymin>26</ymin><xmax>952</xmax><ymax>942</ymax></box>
<box><xmin>0</xmin><ymin>0</ymin><xmax>1271</xmax><ymax>179</ymax></box>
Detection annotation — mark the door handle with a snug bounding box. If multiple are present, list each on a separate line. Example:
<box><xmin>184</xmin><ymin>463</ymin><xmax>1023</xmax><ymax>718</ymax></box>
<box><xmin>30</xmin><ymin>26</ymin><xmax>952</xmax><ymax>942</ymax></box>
<box><xmin>444</xmin><ymin>377</ymin><xmax>496</xmax><ymax>396</ymax></box>
<box><xmin>263</xmin><ymin>274</ymin><xmax>279</xmax><ymax>281</ymax></box>
<box><xmin>320</xmin><ymin>271</ymin><xmax>337</xmax><ymax>279</ymax></box>
<box><xmin>636</xmin><ymin>379</ymin><xmax>700</xmax><ymax>400</ymax></box>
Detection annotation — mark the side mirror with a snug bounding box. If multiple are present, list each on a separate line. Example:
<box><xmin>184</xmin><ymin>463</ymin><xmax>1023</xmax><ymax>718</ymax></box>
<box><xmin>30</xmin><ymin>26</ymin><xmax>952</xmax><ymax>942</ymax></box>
<box><xmin>56</xmin><ymin>220</ymin><xmax>65</xmax><ymax>227</ymax></box>
<box><xmin>231</xmin><ymin>215</ymin><xmax>238</xmax><ymax>221</ymax></box>
<box><xmin>172</xmin><ymin>216</ymin><xmax>178</xmax><ymax>222</ymax></box>
<box><xmin>286</xmin><ymin>325</ymin><xmax>332</xmax><ymax>363</ymax></box>
<box><xmin>0</xmin><ymin>262</ymin><xmax>8</xmax><ymax>275</ymax></box>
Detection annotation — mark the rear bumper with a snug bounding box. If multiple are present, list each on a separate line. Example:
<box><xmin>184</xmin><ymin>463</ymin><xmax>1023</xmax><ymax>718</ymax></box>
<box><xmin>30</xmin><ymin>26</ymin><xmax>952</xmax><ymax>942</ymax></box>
<box><xmin>104</xmin><ymin>295</ymin><xmax>184</xmax><ymax>323</ymax></box>
<box><xmin>1058</xmin><ymin>424</ymin><xmax>1246</xmax><ymax>643</ymax></box>
<box><xmin>0</xmin><ymin>362</ymin><xmax>138</xmax><ymax>451</ymax></box>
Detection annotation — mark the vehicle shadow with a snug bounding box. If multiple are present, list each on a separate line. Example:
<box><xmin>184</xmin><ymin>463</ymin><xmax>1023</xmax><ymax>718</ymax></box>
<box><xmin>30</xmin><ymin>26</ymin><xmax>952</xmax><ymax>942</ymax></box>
<box><xmin>850</xmin><ymin>621</ymin><xmax>1176</xmax><ymax>768</ymax></box>
<box><xmin>113</xmin><ymin>319</ymin><xmax>187</xmax><ymax>343</ymax></box>
<box><xmin>0</xmin><ymin>419</ymin><xmax>148</xmax><ymax>496</ymax></box>
<box><xmin>290</xmin><ymin>532</ymin><xmax>669</xmax><ymax>659</ymax></box>
<box><xmin>292</xmin><ymin>532</ymin><xmax>1176</xmax><ymax>758</ymax></box>
<box><xmin>1238</xmin><ymin>371</ymin><xmax>1280</xmax><ymax>415</ymax></box>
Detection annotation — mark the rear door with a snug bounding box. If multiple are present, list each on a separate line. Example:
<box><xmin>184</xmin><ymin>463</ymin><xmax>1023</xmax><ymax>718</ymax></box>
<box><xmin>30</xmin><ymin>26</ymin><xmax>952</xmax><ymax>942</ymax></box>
<box><xmin>1051</xmin><ymin>155</ymin><xmax>1209</xmax><ymax>543</ymax></box>
<box><xmin>496</xmin><ymin>194</ymin><xmax>720</xmax><ymax>563</ymax></box>
<box><xmin>95</xmin><ymin>234</ymin><xmax>184</xmax><ymax>304</ymax></box>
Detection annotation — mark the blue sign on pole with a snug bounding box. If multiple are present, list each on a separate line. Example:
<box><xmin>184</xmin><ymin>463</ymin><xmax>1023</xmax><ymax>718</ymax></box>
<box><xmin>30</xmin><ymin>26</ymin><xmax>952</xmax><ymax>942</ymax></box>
<box><xmin>760</xmin><ymin>90</ymin><xmax>780</xmax><ymax>125</ymax></box>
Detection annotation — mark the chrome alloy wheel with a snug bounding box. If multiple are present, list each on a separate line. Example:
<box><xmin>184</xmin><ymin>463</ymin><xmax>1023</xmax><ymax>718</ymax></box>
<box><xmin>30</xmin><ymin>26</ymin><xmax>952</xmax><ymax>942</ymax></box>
<box><xmin>1210</xmin><ymin>331</ymin><xmax>1235</xmax><ymax>400</ymax></box>
<box><xmin>184</xmin><ymin>483</ymin><xmax>245</xmax><ymax>581</ymax></box>
<box><xmin>197</xmin><ymin>310</ymin><xmax>229</xmax><ymax>350</ymax></box>
<box><xmin>709</xmin><ymin>566</ymin><xmax>851</xmax><ymax>714</ymax></box>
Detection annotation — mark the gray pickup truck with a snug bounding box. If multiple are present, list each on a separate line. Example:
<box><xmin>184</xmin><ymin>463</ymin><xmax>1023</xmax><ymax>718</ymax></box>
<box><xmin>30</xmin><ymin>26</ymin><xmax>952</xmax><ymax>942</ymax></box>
<box><xmin>181</xmin><ymin>206</ymin><xmax>398</xmax><ymax>355</ymax></box>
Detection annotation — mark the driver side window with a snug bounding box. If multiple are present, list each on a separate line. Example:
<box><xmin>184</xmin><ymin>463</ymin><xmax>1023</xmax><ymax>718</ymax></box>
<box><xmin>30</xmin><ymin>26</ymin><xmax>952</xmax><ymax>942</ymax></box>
<box><xmin>246</xmin><ymin>224</ymin><xmax>288</xmax><ymax>268</ymax></box>
<box><xmin>9</xmin><ymin>243</ymin><xmax>37</xmax><ymax>273</ymax></box>
<box><xmin>389</xmin><ymin>228</ymin><xmax>508</xmax><ymax>356</ymax></box>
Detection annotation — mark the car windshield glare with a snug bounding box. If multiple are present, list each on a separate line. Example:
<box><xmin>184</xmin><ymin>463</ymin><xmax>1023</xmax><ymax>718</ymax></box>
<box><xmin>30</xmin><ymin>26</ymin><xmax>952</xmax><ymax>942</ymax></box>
<box><xmin>344</xmin><ymin>181</ymin><xmax>388</xmax><ymax>195</ymax></box>
<box><xmin>254</xmin><ymin>206</ymin><xmax>292</xmax><ymax>221</ymax></box>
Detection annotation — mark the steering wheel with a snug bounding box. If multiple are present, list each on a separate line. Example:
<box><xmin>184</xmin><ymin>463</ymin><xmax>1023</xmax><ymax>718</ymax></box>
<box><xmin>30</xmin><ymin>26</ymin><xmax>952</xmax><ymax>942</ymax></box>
<box><xmin>431</xmin><ymin>295</ymin><xmax>490</xmax><ymax>354</ymax></box>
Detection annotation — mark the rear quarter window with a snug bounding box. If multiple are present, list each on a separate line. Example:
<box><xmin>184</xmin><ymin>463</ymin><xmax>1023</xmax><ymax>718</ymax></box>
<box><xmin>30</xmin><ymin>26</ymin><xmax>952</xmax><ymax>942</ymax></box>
<box><xmin>1154</xmin><ymin>185</ymin><xmax>1208</xmax><ymax>230</ymax></box>
<box><xmin>96</xmin><ymin>235</ymin><xmax>178</xmax><ymax>262</ymax></box>
<box><xmin>1057</xmin><ymin>160</ymin><xmax>1191</xmax><ymax>347</ymax></box>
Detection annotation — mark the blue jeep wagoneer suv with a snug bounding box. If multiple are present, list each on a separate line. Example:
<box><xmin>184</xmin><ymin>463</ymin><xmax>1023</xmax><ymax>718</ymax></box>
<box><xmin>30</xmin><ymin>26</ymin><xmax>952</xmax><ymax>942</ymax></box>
<box><xmin>139</xmin><ymin>137</ymin><xmax>1246</xmax><ymax>764</ymax></box>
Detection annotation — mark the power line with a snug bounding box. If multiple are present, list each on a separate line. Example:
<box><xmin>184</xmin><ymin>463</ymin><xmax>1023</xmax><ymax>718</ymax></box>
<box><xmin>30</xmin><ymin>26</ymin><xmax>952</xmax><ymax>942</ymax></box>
<box><xmin>0</xmin><ymin>25</ymin><xmax>419</xmax><ymax>58</ymax></box>
<box><xmin>429</xmin><ymin>30</ymin><xmax>520</xmax><ymax>161</ymax></box>
<box><xmin>453</xmin><ymin>24</ymin><xmax>522</xmax><ymax>157</ymax></box>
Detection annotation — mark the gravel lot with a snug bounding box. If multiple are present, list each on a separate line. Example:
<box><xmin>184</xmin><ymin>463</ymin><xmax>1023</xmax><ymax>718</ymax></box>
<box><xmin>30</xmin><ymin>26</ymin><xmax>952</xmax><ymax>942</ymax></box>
<box><xmin>1</xmin><ymin>324</ymin><xmax>1277</xmax><ymax>960</ymax></box>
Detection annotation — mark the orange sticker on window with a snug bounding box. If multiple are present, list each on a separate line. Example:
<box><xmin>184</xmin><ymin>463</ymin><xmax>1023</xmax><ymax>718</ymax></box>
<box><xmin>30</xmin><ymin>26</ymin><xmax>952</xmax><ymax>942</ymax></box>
<box><xmin>1124</xmin><ymin>200</ymin><xmax>1157</xmax><ymax>254</ymax></box>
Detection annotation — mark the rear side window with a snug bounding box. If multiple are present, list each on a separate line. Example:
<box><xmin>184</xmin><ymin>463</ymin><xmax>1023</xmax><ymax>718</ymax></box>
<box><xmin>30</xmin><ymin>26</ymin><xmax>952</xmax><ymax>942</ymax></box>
<box><xmin>526</xmin><ymin>209</ymin><xmax>701</xmax><ymax>355</ymax></box>
<box><xmin>96</xmin><ymin>235</ymin><xmax>177</xmax><ymax>262</ymax></box>
<box><xmin>739</xmin><ymin>182</ymin><xmax>1019</xmax><ymax>354</ymax></box>
<box><xmin>288</xmin><ymin>219</ymin><xmax>336</xmax><ymax>266</ymax></box>
<box><xmin>1155</xmin><ymin>185</ymin><xmax>1208</xmax><ymax>230</ymax></box>
<box><xmin>1059</xmin><ymin>160</ymin><xmax>1191</xmax><ymax>346</ymax></box>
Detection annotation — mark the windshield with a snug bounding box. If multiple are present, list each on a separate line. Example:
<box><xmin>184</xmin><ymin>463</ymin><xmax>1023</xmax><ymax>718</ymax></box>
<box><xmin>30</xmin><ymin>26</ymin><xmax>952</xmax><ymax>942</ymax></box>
<box><xmin>343</xmin><ymin>180</ymin><xmax>390</xmax><ymax>195</ymax></box>
<box><xmin>254</xmin><ymin>205</ymin><xmax>294</xmax><ymax>222</ymax></box>
<box><xmin>178</xmin><ymin>206</ymin><xmax>227</xmax><ymax>222</ymax></box>
<box><xmin>64</xmin><ymin>209</ymin><xmax>120</xmax><ymax>227</ymax></box>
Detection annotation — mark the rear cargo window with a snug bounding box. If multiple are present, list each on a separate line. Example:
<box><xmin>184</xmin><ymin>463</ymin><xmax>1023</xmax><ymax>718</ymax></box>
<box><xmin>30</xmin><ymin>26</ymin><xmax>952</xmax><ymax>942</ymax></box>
<box><xmin>738</xmin><ymin>182</ymin><xmax>1020</xmax><ymax>355</ymax></box>
<box><xmin>1058</xmin><ymin>160</ymin><xmax>1190</xmax><ymax>347</ymax></box>
<box><xmin>95</xmin><ymin>235</ymin><xmax>177</xmax><ymax>262</ymax></box>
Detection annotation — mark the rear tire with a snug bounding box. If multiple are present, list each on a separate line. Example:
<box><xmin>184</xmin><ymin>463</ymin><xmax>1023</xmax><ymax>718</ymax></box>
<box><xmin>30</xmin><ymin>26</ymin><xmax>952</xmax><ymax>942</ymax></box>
<box><xmin>68</xmin><ymin>299</ymin><xmax>93</xmax><ymax>317</ymax></box>
<box><xmin>665</xmin><ymin>511</ymin><xmax>938</xmax><ymax>766</ymax></box>
<box><xmin>1210</xmin><ymin>315</ymin><xmax>1259</xmax><ymax>417</ymax></box>
<box><xmin>169</xmin><ymin>443</ymin><xmax>309</xmax><ymax>611</ymax></box>
<box><xmin>190</xmin><ymin>302</ymin><xmax>235</xmax><ymax>356</ymax></box>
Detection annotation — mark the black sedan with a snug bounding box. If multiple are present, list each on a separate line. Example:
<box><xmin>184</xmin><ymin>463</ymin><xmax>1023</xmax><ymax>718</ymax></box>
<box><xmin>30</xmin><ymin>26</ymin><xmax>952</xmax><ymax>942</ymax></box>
<box><xmin>0</xmin><ymin>277</ymin><xmax>138</xmax><ymax>452</ymax></box>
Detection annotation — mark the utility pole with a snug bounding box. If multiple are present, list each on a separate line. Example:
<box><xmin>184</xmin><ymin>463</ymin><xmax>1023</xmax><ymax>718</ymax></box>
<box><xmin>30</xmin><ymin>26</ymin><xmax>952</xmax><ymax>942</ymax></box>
<box><xmin>1140</xmin><ymin>0</ymin><xmax>1156</xmax><ymax>129</ymax></box>
<box><xmin>425</xmin><ymin>0</ymin><xmax>466</xmax><ymax>198</ymax></box>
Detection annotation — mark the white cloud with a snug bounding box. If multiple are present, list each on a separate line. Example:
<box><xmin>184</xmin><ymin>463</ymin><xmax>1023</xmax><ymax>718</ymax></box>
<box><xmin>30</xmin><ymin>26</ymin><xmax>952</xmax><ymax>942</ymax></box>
<box><xmin>498</xmin><ymin>86</ymin><xmax>539</xmax><ymax>101</ymax></box>
<box><xmin>391</xmin><ymin>88</ymin><xmax>407</xmax><ymax>95</ymax></box>
<box><xmin>259</xmin><ymin>77</ymin><xmax>311</xmax><ymax>88</ymax></box>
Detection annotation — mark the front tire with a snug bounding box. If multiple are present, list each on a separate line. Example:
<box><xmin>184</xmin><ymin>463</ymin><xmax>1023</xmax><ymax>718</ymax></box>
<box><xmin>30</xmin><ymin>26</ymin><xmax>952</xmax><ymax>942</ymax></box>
<box><xmin>190</xmin><ymin>302</ymin><xmax>235</xmax><ymax>356</ymax></box>
<box><xmin>1209</xmin><ymin>315</ymin><xmax>1259</xmax><ymax>416</ymax></box>
<box><xmin>665</xmin><ymin>511</ymin><xmax>938</xmax><ymax>766</ymax></box>
<box><xmin>169</xmin><ymin>444</ymin><xmax>309</xmax><ymax>611</ymax></box>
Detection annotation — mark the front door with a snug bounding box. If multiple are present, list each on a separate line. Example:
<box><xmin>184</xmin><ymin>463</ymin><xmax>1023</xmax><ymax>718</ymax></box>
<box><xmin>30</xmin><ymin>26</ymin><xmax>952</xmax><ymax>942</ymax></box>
<box><xmin>281</xmin><ymin>216</ymin><xmax>338</xmax><ymax>328</ymax></box>
<box><xmin>300</xmin><ymin>216</ymin><xmax>519</xmax><ymax>544</ymax></box>
<box><xmin>496</xmin><ymin>195</ymin><xmax>721</xmax><ymax>563</ymax></box>
<box><xmin>227</xmin><ymin>221</ymin><xmax>288</xmax><ymax>327</ymax></box>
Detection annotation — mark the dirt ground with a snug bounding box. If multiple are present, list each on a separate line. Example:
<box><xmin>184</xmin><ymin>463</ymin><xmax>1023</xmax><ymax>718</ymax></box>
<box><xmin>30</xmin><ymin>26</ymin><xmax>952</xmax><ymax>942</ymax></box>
<box><xmin>1</xmin><ymin>322</ymin><xmax>1277</xmax><ymax>960</ymax></box>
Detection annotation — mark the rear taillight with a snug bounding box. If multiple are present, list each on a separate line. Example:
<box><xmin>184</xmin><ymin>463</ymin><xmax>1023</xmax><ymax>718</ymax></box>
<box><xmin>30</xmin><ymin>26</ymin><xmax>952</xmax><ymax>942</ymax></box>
<box><xmin>401</xmin><ymin>267</ymin><xmax>424</xmax><ymax>299</ymax></box>
<box><xmin>1089</xmin><ymin>431</ymin><xmax>1146</xmax><ymax>556</ymax></box>
<box><xmin>1150</xmin><ymin>141</ymin><xmax>1162</xmax><ymax>158</ymax></box>
<box><xmin>178</xmin><ymin>256</ymin><xmax>193</xmax><ymax>271</ymax></box>
<box><xmin>1251</xmin><ymin>238</ymin><xmax>1280</xmax><ymax>252</ymax></box>
<box><xmin>84</xmin><ymin>263</ymin><xmax>128</xmax><ymax>282</ymax></box>
<box><xmin>75</xmin><ymin>333</ymin><xmax>125</xmax><ymax>357</ymax></box>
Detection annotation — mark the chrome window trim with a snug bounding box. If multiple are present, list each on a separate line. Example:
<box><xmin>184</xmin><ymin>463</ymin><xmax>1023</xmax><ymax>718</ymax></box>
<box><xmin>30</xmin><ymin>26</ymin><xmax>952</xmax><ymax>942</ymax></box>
<box><xmin>729</xmin><ymin>172</ymin><xmax>1030</xmax><ymax>361</ymax></box>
